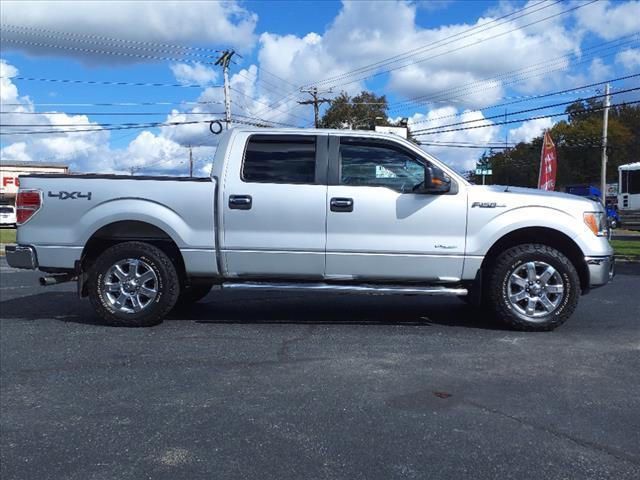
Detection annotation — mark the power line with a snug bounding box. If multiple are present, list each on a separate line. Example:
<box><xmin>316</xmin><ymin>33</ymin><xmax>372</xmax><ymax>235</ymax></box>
<box><xmin>251</xmin><ymin>2</ymin><xmax>556</xmax><ymax>115</ymax></box>
<box><xmin>1</xmin><ymin>23</ymin><xmax>298</xmax><ymax>93</ymax></box>
<box><xmin>229</xmin><ymin>86</ymin><xmax>309</xmax><ymax>123</ymax></box>
<box><xmin>316</xmin><ymin>1</ymin><xmax>596</xmax><ymax>90</ymax></box>
<box><xmin>406</xmin><ymin>72</ymin><xmax>640</xmax><ymax>127</ymax></box>
<box><xmin>387</xmin><ymin>34</ymin><xmax>638</xmax><ymax>112</ymax></box>
<box><xmin>0</xmin><ymin>100</ymin><xmax>223</xmax><ymax>107</ymax></box>
<box><xmin>255</xmin><ymin>0</ymin><xmax>592</xmax><ymax>119</ymax></box>
<box><xmin>1</xmin><ymin>75</ymin><xmax>222</xmax><ymax>89</ymax></box>
<box><xmin>0</xmin><ymin>118</ymin><xmax>216</xmax><ymax>135</ymax></box>
<box><xmin>0</xmin><ymin>37</ymin><xmax>208</xmax><ymax>63</ymax></box>
<box><xmin>0</xmin><ymin>115</ymin><xmax>290</xmax><ymax>135</ymax></box>
<box><xmin>0</xmin><ymin>23</ymin><xmax>223</xmax><ymax>55</ymax></box>
<box><xmin>0</xmin><ymin>24</ymin><xmax>220</xmax><ymax>62</ymax></box>
<box><xmin>308</xmin><ymin>0</ymin><xmax>560</xmax><ymax>88</ymax></box>
<box><xmin>1</xmin><ymin>111</ymin><xmax>226</xmax><ymax>116</ymax></box>
<box><xmin>411</xmin><ymin>86</ymin><xmax>640</xmax><ymax>133</ymax></box>
<box><xmin>412</xmin><ymin>100</ymin><xmax>640</xmax><ymax>136</ymax></box>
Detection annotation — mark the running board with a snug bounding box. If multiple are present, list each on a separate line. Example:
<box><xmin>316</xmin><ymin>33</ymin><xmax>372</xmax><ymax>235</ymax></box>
<box><xmin>222</xmin><ymin>281</ymin><xmax>467</xmax><ymax>296</ymax></box>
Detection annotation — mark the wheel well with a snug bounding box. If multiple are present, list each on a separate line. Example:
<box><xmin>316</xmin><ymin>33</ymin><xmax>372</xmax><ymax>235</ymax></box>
<box><xmin>480</xmin><ymin>227</ymin><xmax>589</xmax><ymax>291</ymax></box>
<box><xmin>81</xmin><ymin>221</ymin><xmax>186</xmax><ymax>286</ymax></box>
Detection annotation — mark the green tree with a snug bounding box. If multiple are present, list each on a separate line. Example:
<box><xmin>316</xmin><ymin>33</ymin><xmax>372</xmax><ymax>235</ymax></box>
<box><xmin>320</xmin><ymin>91</ymin><xmax>390</xmax><ymax>129</ymax></box>
<box><xmin>481</xmin><ymin>101</ymin><xmax>638</xmax><ymax>188</ymax></box>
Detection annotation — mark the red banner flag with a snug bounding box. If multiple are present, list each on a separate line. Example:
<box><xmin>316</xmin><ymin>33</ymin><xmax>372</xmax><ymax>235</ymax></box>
<box><xmin>538</xmin><ymin>130</ymin><xmax>557</xmax><ymax>191</ymax></box>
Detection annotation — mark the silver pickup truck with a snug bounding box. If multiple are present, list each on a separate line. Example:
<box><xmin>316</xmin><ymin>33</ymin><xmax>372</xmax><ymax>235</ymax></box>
<box><xmin>7</xmin><ymin>127</ymin><xmax>614</xmax><ymax>330</ymax></box>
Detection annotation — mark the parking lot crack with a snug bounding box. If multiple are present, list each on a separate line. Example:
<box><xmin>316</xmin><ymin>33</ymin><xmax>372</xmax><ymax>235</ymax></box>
<box><xmin>277</xmin><ymin>325</ymin><xmax>317</xmax><ymax>362</ymax></box>
<box><xmin>465</xmin><ymin>400</ymin><xmax>640</xmax><ymax>467</ymax></box>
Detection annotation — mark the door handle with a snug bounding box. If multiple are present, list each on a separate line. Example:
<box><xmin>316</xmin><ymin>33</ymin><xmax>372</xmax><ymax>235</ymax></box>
<box><xmin>229</xmin><ymin>195</ymin><xmax>252</xmax><ymax>210</ymax></box>
<box><xmin>330</xmin><ymin>197</ymin><xmax>354</xmax><ymax>212</ymax></box>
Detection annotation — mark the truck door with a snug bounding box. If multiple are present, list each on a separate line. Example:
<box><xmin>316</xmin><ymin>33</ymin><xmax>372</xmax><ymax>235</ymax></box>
<box><xmin>222</xmin><ymin>133</ymin><xmax>328</xmax><ymax>278</ymax></box>
<box><xmin>325</xmin><ymin>135</ymin><xmax>467</xmax><ymax>282</ymax></box>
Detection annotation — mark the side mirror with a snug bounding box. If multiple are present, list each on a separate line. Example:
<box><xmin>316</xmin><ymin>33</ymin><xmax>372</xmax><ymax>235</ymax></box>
<box><xmin>420</xmin><ymin>165</ymin><xmax>451</xmax><ymax>194</ymax></box>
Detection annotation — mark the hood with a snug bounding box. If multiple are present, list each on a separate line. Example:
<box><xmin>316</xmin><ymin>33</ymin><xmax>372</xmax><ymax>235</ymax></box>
<box><xmin>467</xmin><ymin>185</ymin><xmax>603</xmax><ymax>217</ymax></box>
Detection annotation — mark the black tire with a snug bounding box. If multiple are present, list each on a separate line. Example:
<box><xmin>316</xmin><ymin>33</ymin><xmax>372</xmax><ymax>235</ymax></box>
<box><xmin>486</xmin><ymin>244</ymin><xmax>580</xmax><ymax>331</ymax></box>
<box><xmin>87</xmin><ymin>241</ymin><xmax>180</xmax><ymax>327</ymax></box>
<box><xmin>174</xmin><ymin>283</ymin><xmax>213</xmax><ymax>309</ymax></box>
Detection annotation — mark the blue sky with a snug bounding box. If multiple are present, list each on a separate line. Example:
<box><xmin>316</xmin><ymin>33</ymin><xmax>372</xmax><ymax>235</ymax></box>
<box><xmin>1</xmin><ymin>0</ymin><xmax>639</xmax><ymax>174</ymax></box>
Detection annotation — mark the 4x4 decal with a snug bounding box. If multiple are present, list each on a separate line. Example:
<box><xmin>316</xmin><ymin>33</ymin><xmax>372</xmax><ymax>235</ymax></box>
<box><xmin>48</xmin><ymin>191</ymin><xmax>92</xmax><ymax>201</ymax></box>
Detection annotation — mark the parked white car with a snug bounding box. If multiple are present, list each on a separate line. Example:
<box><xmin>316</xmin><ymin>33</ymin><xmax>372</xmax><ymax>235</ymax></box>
<box><xmin>0</xmin><ymin>204</ymin><xmax>17</xmax><ymax>228</ymax></box>
<box><xmin>6</xmin><ymin>127</ymin><xmax>614</xmax><ymax>330</ymax></box>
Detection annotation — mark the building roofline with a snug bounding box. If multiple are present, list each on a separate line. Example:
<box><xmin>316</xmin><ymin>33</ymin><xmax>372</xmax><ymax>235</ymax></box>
<box><xmin>0</xmin><ymin>161</ymin><xmax>70</xmax><ymax>169</ymax></box>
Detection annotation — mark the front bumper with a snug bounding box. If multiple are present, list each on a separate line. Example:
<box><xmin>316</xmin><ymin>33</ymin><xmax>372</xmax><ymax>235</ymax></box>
<box><xmin>585</xmin><ymin>255</ymin><xmax>615</xmax><ymax>287</ymax></box>
<box><xmin>5</xmin><ymin>245</ymin><xmax>38</xmax><ymax>270</ymax></box>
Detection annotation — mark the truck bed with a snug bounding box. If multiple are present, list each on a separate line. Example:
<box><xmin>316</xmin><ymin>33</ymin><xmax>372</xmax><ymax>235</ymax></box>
<box><xmin>16</xmin><ymin>173</ymin><xmax>217</xmax><ymax>275</ymax></box>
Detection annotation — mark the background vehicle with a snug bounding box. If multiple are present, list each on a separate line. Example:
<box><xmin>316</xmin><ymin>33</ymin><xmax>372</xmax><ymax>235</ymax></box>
<box><xmin>0</xmin><ymin>204</ymin><xmax>17</xmax><ymax>228</ymax></box>
<box><xmin>618</xmin><ymin>162</ymin><xmax>640</xmax><ymax>231</ymax></box>
<box><xmin>6</xmin><ymin>128</ymin><xmax>614</xmax><ymax>331</ymax></box>
<box><xmin>564</xmin><ymin>185</ymin><xmax>619</xmax><ymax>229</ymax></box>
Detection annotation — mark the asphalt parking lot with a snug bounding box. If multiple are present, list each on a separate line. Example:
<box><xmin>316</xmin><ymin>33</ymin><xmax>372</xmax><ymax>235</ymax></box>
<box><xmin>1</xmin><ymin>258</ymin><xmax>639</xmax><ymax>480</ymax></box>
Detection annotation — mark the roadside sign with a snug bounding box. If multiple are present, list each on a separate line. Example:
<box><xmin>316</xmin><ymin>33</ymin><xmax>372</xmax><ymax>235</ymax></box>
<box><xmin>475</xmin><ymin>169</ymin><xmax>492</xmax><ymax>175</ymax></box>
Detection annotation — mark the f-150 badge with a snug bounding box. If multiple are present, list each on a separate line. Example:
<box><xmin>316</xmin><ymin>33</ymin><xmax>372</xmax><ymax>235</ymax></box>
<box><xmin>48</xmin><ymin>191</ymin><xmax>92</xmax><ymax>200</ymax></box>
<box><xmin>471</xmin><ymin>202</ymin><xmax>506</xmax><ymax>208</ymax></box>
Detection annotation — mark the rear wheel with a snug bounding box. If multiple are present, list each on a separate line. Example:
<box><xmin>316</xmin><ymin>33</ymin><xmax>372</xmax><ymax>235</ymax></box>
<box><xmin>486</xmin><ymin>244</ymin><xmax>580</xmax><ymax>331</ymax></box>
<box><xmin>87</xmin><ymin>241</ymin><xmax>180</xmax><ymax>327</ymax></box>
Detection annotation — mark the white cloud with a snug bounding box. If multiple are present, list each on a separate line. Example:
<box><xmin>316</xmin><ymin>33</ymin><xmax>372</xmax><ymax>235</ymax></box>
<box><xmin>123</xmin><ymin>131</ymin><xmax>185</xmax><ymax>171</ymax></box>
<box><xmin>0</xmin><ymin>1</ymin><xmax>257</xmax><ymax>64</ymax></box>
<box><xmin>509</xmin><ymin>117</ymin><xmax>553</xmax><ymax>144</ymax></box>
<box><xmin>256</xmin><ymin>0</ymin><xmax>583</xmax><ymax>113</ymax></box>
<box><xmin>1</xmin><ymin>142</ymin><xmax>30</xmax><ymax>161</ymax></box>
<box><xmin>407</xmin><ymin>106</ymin><xmax>500</xmax><ymax>171</ymax></box>
<box><xmin>170</xmin><ymin>63</ymin><xmax>218</xmax><ymax>86</ymax></box>
<box><xmin>575</xmin><ymin>0</ymin><xmax>640</xmax><ymax>41</ymax></box>
<box><xmin>1</xmin><ymin>59</ymin><xmax>112</xmax><ymax>171</ymax></box>
<box><xmin>588</xmin><ymin>58</ymin><xmax>614</xmax><ymax>82</ymax></box>
<box><xmin>616</xmin><ymin>48</ymin><xmax>640</xmax><ymax>70</ymax></box>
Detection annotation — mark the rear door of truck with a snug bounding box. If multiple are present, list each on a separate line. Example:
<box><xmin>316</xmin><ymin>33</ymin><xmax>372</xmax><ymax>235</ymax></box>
<box><xmin>221</xmin><ymin>132</ymin><xmax>328</xmax><ymax>278</ymax></box>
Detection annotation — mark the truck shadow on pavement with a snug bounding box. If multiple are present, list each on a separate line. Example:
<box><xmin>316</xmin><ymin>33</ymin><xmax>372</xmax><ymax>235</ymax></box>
<box><xmin>0</xmin><ymin>290</ymin><xmax>508</xmax><ymax>330</ymax></box>
<box><xmin>182</xmin><ymin>291</ymin><xmax>507</xmax><ymax>330</ymax></box>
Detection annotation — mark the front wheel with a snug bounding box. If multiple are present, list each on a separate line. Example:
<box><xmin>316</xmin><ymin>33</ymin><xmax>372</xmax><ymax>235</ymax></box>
<box><xmin>87</xmin><ymin>241</ymin><xmax>180</xmax><ymax>327</ymax></box>
<box><xmin>486</xmin><ymin>244</ymin><xmax>580</xmax><ymax>331</ymax></box>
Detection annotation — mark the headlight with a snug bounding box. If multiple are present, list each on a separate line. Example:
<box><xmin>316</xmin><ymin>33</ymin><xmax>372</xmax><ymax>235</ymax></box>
<box><xmin>583</xmin><ymin>211</ymin><xmax>608</xmax><ymax>237</ymax></box>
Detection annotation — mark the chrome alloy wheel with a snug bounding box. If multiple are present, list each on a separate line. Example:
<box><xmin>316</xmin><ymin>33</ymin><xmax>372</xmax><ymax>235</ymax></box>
<box><xmin>507</xmin><ymin>261</ymin><xmax>565</xmax><ymax>320</ymax></box>
<box><xmin>102</xmin><ymin>258</ymin><xmax>158</xmax><ymax>314</ymax></box>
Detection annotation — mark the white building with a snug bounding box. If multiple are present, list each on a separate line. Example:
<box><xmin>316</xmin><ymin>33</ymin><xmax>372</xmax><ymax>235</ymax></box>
<box><xmin>0</xmin><ymin>162</ymin><xmax>69</xmax><ymax>204</ymax></box>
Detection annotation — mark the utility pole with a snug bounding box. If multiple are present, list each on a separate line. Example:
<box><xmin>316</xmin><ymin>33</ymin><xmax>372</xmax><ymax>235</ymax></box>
<box><xmin>215</xmin><ymin>50</ymin><xmax>235</xmax><ymax>128</ymax></box>
<box><xmin>298</xmin><ymin>87</ymin><xmax>332</xmax><ymax>128</ymax></box>
<box><xmin>600</xmin><ymin>83</ymin><xmax>611</xmax><ymax>205</ymax></box>
<box><xmin>504</xmin><ymin>108</ymin><xmax>510</xmax><ymax>186</ymax></box>
<box><xmin>188</xmin><ymin>145</ymin><xmax>193</xmax><ymax>177</ymax></box>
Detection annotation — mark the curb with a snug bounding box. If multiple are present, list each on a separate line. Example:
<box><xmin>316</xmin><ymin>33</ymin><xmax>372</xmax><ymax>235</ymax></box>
<box><xmin>615</xmin><ymin>255</ymin><xmax>640</xmax><ymax>264</ymax></box>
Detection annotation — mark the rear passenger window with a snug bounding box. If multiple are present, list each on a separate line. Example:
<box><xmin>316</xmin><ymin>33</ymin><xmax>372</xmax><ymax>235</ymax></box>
<box><xmin>242</xmin><ymin>135</ymin><xmax>317</xmax><ymax>184</ymax></box>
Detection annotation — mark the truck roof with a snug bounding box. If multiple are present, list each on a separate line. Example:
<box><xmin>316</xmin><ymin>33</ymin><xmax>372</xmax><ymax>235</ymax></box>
<box><xmin>228</xmin><ymin>126</ymin><xmax>409</xmax><ymax>139</ymax></box>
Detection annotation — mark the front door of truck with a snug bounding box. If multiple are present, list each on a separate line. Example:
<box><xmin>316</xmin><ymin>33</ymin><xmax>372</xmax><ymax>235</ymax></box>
<box><xmin>325</xmin><ymin>135</ymin><xmax>467</xmax><ymax>282</ymax></box>
<box><xmin>222</xmin><ymin>133</ymin><xmax>328</xmax><ymax>278</ymax></box>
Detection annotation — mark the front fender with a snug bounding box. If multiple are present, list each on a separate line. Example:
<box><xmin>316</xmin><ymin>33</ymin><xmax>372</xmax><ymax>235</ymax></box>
<box><xmin>466</xmin><ymin>206</ymin><xmax>612</xmax><ymax>257</ymax></box>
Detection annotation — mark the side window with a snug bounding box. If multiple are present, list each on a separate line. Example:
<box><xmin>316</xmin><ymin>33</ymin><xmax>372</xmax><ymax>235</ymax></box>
<box><xmin>339</xmin><ymin>138</ymin><xmax>425</xmax><ymax>192</ymax></box>
<box><xmin>243</xmin><ymin>135</ymin><xmax>316</xmax><ymax>184</ymax></box>
<box><xmin>629</xmin><ymin>170</ymin><xmax>640</xmax><ymax>194</ymax></box>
